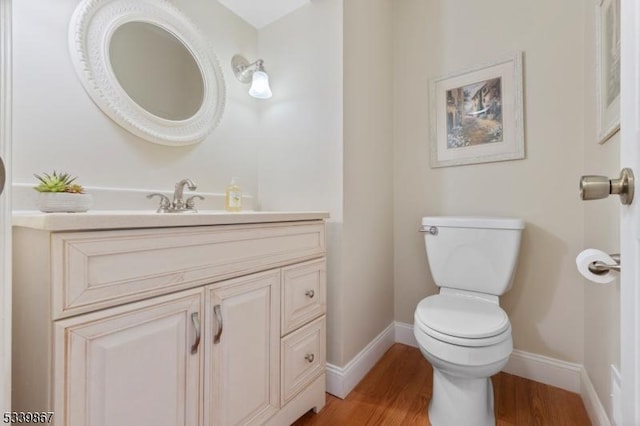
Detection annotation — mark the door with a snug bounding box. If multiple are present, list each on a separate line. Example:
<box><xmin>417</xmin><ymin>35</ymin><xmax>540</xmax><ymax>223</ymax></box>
<box><xmin>54</xmin><ymin>289</ymin><xmax>203</xmax><ymax>426</ymax></box>
<box><xmin>205</xmin><ymin>270</ymin><xmax>280</xmax><ymax>426</ymax></box>
<box><xmin>620</xmin><ymin>0</ymin><xmax>639</xmax><ymax>423</ymax></box>
<box><xmin>0</xmin><ymin>0</ymin><xmax>11</xmax><ymax>414</ymax></box>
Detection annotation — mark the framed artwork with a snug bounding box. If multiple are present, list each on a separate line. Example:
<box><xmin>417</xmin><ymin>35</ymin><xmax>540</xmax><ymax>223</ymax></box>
<box><xmin>429</xmin><ymin>52</ymin><xmax>524</xmax><ymax>168</ymax></box>
<box><xmin>596</xmin><ymin>0</ymin><xmax>621</xmax><ymax>144</ymax></box>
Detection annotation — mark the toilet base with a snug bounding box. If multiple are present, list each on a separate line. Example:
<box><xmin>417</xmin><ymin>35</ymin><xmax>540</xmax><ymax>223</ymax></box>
<box><xmin>428</xmin><ymin>368</ymin><xmax>495</xmax><ymax>426</ymax></box>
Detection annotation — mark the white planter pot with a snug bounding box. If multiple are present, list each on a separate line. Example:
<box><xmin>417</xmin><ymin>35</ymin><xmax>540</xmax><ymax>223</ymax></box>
<box><xmin>36</xmin><ymin>192</ymin><xmax>92</xmax><ymax>213</ymax></box>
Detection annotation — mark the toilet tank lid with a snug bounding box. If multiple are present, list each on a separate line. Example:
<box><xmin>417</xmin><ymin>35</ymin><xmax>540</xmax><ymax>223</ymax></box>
<box><xmin>422</xmin><ymin>216</ymin><xmax>525</xmax><ymax>230</ymax></box>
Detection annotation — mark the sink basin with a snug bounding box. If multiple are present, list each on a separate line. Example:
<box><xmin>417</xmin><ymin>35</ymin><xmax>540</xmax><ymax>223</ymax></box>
<box><xmin>155</xmin><ymin>209</ymin><xmax>199</xmax><ymax>214</ymax></box>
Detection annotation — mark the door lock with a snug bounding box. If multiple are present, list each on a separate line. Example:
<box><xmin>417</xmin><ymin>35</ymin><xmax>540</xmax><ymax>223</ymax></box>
<box><xmin>580</xmin><ymin>168</ymin><xmax>634</xmax><ymax>205</ymax></box>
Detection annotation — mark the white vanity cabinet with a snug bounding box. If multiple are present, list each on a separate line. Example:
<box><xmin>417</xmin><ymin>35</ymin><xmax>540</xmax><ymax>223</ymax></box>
<box><xmin>12</xmin><ymin>213</ymin><xmax>328</xmax><ymax>426</ymax></box>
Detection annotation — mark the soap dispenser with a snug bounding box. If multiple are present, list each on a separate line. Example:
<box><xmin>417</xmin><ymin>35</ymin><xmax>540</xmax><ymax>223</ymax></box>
<box><xmin>225</xmin><ymin>177</ymin><xmax>242</xmax><ymax>212</ymax></box>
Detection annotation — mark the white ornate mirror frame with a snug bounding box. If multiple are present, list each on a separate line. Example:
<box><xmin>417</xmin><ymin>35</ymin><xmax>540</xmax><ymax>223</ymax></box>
<box><xmin>69</xmin><ymin>0</ymin><xmax>225</xmax><ymax>146</ymax></box>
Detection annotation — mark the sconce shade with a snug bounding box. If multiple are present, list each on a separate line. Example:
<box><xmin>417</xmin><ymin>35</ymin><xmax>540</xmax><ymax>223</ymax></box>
<box><xmin>249</xmin><ymin>71</ymin><xmax>272</xmax><ymax>99</ymax></box>
<box><xmin>232</xmin><ymin>54</ymin><xmax>272</xmax><ymax>99</ymax></box>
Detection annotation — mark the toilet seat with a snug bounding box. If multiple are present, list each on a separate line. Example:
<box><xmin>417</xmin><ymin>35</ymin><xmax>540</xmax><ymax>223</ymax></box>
<box><xmin>414</xmin><ymin>317</ymin><xmax>512</xmax><ymax>369</ymax></box>
<box><xmin>415</xmin><ymin>294</ymin><xmax>511</xmax><ymax>347</ymax></box>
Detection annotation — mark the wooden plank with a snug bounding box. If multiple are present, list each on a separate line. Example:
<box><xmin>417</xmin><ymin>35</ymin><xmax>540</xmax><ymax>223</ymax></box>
<box><xmin>493</xmin><ymin>372</ymin><xmax>516</xmax><ymax>425</ymax></box>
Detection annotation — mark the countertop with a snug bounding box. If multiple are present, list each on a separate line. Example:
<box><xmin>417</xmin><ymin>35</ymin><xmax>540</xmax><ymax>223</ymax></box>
<box><xmin>12</xmin><ymin>210</ymin><xmax>330</xmax><ymax>231</ymax></box>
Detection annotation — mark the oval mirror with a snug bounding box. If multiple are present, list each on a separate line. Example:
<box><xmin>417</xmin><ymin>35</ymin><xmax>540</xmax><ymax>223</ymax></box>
<box><xmin>69</xmin><ymin>0</ymin><xmax>225</xmax><ymax>146</ymax></box>
<box><xmin>109</xmin><ymin>21</ymin><xmax>204</xmax><ymax>122</ymax></box>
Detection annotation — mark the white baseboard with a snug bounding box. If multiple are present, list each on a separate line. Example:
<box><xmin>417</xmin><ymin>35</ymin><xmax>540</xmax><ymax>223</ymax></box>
<box><xmin>328</xmin><ymin>321</ymin><xmax>611</xmax><ymax>426</ymax></box>
<box><xmin>581</xmin><ymin>367</ymin><xmax>611</xmax><ymax>426</ymax></box>
<box><xmin>325</xmin><ymin>322</ymin><xmax>395</xmax><ymax>399</ymax></box>
<box><xmin>503</xmin><ymin>349</ymin><xmax>582</xmax><ymax>393</ymax></box>
<box><xmin>394</xmin><ymin>321</ymin><xmax>418</xmax><ymax>347</ymax></box>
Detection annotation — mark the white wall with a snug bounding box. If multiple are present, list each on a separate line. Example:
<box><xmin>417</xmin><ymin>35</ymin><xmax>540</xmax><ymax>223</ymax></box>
<box><xmin>13</xmin><ymin>0</ymin><xmax>380</xmax><ymax>371</ymax></box>
<box><xmin>392</xmin><ymin>0</ymin><xmax>587</xmax><ymax>363</ymax></box>
<box><xmin>13</xmin><ymin>0</ymin><xmax>260</xmax><ymax>203</ymax></box>
<box><xmin>256</xmin><ymin>1</ymin><xmax>343</xmax><ymax>217</ymax></box>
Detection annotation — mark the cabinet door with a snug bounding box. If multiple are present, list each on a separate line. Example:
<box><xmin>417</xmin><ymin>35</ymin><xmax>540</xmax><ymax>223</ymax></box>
<box><xmin>54</xmin><ymin>289</ymin><xmax>204</xmax><ymax>426</ymax></box>
<box><xmin>205</xmin><ymin>270</ymin><xmax>280</xmax><ymax>426</ymax></box>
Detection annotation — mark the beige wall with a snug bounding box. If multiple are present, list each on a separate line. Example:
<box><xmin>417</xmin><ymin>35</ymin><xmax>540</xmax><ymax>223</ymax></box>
<box><xmin>342</xmin><ymin>0</ymin><xmax>394</xmax><ymax>365</ymax></box>
<box><xmin>583</xmin><ymin>135</ymin><xmax>620</xmax><ymax>422</ymax></box>
<box><xmin>257</xmin><ymin>0</ymin><xmax>394</xmax><ymax>367</ymax></box>
<box><xmin>256</xmin><ymin>0</ymin><xmax>346</xmax><ymax>365</ymax></box>
<box><xmin>15</xmin><ymin>1</ymin><xmax>619</xmax><ymax>404</ymax></box>
<box><xmin>392</xmin><ymin>0</ymin><xmax>586</xmax><ymax>363</ymax></box>
<box><xmin>583</xmin><ymin>1</ymin><xmax>620</xmax><ymax>420</ymax></box>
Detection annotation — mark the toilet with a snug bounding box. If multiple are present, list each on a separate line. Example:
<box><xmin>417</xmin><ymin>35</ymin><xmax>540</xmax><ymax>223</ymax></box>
<box><xmin>414</xmin><ymin>216</ymin><xmax>525</xmax><ymax>426</ymax></box>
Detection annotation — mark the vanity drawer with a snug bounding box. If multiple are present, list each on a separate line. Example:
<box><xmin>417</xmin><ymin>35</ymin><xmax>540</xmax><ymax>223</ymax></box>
<box><xmin>281</xmin><ymin>259</ymin><xmax>326</xmax><ymax>336</ymax></box>
<box><xmin>51</xmin><ymin>221</ymin><xmax>325</xmax><ymax>319</ymax></box>
<box><xmin>281</xmin><ymin>316</ymin><xmax>326</xmax><ymax>405</ymax></box>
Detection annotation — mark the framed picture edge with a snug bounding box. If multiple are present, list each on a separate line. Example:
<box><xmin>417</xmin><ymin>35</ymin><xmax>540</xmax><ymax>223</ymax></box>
<box><xmin>429</xmin><ymin>51</ymin><xmax>525</xmax><ymax>168</ymax></box>
<box><xmin>595</xmin><ymin>0</ymin><xmax>621</xmax><ymax>144</ymax></box>
<box><xmin>598</xmin><ymin>120</ymin><xmax>620</xmax><ymax>145</ymax></box>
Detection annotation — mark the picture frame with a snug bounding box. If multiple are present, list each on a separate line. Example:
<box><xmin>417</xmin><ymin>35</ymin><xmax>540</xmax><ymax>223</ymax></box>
<box><xmin>429</xmin><ymin>52</ymin><xmax>524</xmax><ymax>168</ymax></box>
<box><xmin>595</xmin><ymin>0</ymin><xmax>621</xmax><ymax>144</ymax></box>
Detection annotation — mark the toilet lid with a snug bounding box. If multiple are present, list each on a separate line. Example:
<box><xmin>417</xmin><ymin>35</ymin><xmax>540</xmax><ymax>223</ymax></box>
<box><xmin>415</xmin><ymin>294</ymin><xmax>510</xmax><ymax>339</ymax></box>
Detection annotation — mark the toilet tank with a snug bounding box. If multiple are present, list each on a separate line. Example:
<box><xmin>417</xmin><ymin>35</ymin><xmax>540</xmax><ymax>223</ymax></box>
<box><xmin>422</xmin><ymin>216</ymin><xmax>525</xmax><ymax>296</ymax></box>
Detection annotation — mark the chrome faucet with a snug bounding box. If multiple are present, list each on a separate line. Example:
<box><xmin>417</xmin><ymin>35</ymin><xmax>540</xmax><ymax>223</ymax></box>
<box><xmin>173</xmin><ymin>178</ymin><xmax>197</xmax><ymax>210</ymax></box>
<box><xmin>147</xmin><ymin>178</ymin><xmax>203</xmax><ymax>213</ymax></box>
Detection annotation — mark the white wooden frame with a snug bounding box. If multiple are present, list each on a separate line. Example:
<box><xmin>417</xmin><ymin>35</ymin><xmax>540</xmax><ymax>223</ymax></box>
<box><xmin>0</xmin><ymin>0</ymin><xmax>11</xmax><ymax>413</ymax></box>
<box><xmin>619</xmin><ymin>0</ymin><xmax>639</xmax><ymax>422</ymax></box>
<box><xmin>596</xmin><ymin>0</ymin><xmax>621</xmax><ymax>144</ymax></box>
<box><xmin>429</xmin><ymin>52</ymin><xmax>524</xmax><ymax>168</ymax></box>
<box><xmin>68</xmin><ymin>0</ymin><xmax>225</xmax><ymax>146</ymax></box>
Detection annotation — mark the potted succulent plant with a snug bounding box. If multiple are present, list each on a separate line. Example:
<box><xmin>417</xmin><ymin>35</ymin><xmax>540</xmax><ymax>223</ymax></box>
<box><xmin>34</xmin><ymin>171</ymin><xmax>92</xmax><ymax>213</ymax></box>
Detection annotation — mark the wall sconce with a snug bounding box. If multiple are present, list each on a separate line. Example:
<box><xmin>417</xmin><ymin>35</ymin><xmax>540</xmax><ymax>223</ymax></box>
<box><xmin>231</xmin><ymin>55</ymin><xmax>272</xmax><ymax>99</ymax></box>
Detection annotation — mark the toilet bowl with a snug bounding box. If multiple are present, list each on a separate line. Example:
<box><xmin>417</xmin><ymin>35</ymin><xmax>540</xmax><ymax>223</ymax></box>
<box><xmin>415</xmin><ymin>217</ymin><xmax>524</xmax><ymax>426</ymax></box>
<box><xmin>414</xmin><ymin>290</ymin><xmax>513</xmax><ymax>425</ymax></box>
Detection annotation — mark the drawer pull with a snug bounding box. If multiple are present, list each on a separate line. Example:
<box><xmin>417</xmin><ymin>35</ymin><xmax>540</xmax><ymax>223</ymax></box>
<box><xmin>213</xmin><ymin>304</ymin><xmax>223</xmax><ymax>344</ymax></box>
<box><xmin>305</xmin><ymin>353</ymin><xmax>315</xmax><ymax>363</ymax></box>
<box><xmin>190</xmin><ymin>312</ymin><xmax>201</xmax><ymax>354</ymax></box>
<box><xmin>305</xmin><ymin>290</ymin><xmax>315</xmax><ymax>299</ymax></box>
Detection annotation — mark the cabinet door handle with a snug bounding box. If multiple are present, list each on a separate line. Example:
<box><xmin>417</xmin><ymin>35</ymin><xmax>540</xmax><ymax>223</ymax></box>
<box><xmin>213</xmin><ymin>304</ymin><xmax>223</xmax><ymax>344</ymax></box>
<box><xmin>305</xmin><ymin>353</ymin><xmax>315</xmax><ymax>363</ymax></box>
<box><xmin>305</xmin><ymin>290</ymin><xmax>315</xmax><ymax>299</ymax></box>
<box><xmin>191</xmin><ymin>312</ymin><xmax>201</xmax><ymax>354</ymax></box>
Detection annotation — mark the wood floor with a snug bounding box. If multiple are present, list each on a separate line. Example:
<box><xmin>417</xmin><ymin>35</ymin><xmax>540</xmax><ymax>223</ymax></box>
<box><xmin>294</xmin><ymin>344</ymin><xmax>591</xmax><ymax>426</ymax></box>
